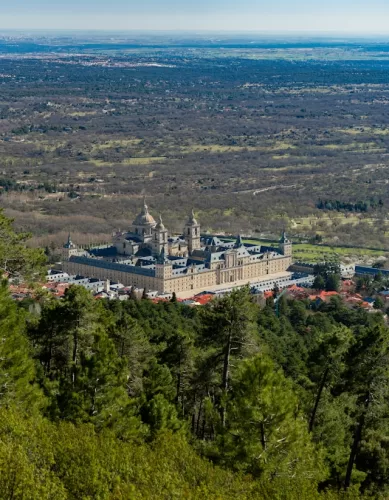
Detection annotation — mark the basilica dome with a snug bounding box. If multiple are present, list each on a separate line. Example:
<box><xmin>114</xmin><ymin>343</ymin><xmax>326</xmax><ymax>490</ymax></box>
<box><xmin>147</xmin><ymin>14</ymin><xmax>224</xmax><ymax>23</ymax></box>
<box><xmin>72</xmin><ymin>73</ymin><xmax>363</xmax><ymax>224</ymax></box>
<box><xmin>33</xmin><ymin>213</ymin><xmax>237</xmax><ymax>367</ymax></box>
<box><xmin>132</xmin><ymin>200</ymin><xmax>156</xmax><ymax>226</ymax></box>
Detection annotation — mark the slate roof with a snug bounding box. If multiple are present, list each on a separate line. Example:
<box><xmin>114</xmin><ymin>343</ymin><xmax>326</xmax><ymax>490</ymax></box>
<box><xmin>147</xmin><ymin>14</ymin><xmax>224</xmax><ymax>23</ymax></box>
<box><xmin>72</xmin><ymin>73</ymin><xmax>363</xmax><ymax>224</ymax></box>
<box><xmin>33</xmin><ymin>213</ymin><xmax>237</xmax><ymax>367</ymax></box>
<box><xmin>89</xmin><ymin>246</ymin><xmax>119</xmax><ymax>257</ymax></box>
<box><xmin>69</xmin><ymin>256</ymin><xmax>155</xmax><ymax>277</ymax></box>
<box><xmin>202</xmin><ymin>235</ymin><xmax>224</xmax><ymax>247</ymax></box>
<box><xmin>135</xmin><ymin>246</ymin><xmax>152</xmax><ymax>257</ymax></box>
<box><xmin>124</xmin><ymin>234</ymin><xmax>142</xmax><ymax>243</ymax></box>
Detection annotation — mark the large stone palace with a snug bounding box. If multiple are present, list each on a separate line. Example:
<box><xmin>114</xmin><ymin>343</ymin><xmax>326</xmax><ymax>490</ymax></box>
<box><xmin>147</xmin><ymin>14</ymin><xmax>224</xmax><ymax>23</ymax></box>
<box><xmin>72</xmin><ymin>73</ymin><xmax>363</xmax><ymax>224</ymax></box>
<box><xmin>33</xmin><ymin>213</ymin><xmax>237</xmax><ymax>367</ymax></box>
<box><xmin>62</xmin><ymin>200</ymin><xmax>292</xmax><ymax>296</ymax></box>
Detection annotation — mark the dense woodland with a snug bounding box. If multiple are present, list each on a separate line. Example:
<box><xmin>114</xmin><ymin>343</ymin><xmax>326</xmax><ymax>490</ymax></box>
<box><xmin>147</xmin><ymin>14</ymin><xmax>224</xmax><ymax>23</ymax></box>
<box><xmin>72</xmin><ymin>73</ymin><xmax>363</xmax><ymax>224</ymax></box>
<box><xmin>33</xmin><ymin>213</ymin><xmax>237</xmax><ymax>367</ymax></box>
<box><xmin>1</xmin><ymin>36</ymin><xmax>389</xmax><ymax>249</ymax></box>
<box><xmin>0</xmin><ymin>211</ymin><xmax>387</xmax><ymax>498</ymax></box>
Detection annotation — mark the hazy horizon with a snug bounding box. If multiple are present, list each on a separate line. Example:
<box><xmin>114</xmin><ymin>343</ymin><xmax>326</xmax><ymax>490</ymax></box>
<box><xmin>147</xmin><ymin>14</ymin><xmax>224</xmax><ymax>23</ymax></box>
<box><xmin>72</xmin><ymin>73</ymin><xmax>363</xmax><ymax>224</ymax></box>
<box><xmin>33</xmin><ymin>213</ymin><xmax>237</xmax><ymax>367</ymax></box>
<box><xmin>1</xmin><ymin>0</ymin><xmax>389</xmax><ymax>34</ymax></box>
<box><xmin>1</xmin><ymin>29</ymin><xmax>389</xmax><ymax>37</ymax></box>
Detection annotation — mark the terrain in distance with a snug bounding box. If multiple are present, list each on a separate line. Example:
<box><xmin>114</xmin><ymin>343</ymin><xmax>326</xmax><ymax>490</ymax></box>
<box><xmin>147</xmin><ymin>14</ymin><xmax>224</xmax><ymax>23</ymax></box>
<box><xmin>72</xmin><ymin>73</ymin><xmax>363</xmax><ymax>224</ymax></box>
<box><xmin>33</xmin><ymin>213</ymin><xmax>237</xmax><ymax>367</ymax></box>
<box><xmin>1</xmin><ymin>32</ymin><xmax>389</xmax><ymax>260</ymax></box>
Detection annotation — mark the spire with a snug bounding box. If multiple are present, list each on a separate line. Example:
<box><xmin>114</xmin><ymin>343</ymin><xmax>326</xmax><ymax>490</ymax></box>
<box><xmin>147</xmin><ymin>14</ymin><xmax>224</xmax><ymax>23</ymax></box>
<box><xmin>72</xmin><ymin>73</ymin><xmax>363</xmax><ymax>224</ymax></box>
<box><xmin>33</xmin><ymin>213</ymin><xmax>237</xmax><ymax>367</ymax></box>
<box><xmin>156</xmin><ymin>213</ymin><xmax>165</xmax><ymax>230</ymax></box>
<box><xmin>156</xmin><ymin>247</ymin><xmax>168</xmax><ymax>264</ymax></box>
<box><xmin>234</xmin><ymin>234</ymin><xmax>244</xmax><ymax>248</ymax></box>
<box><xmin>142</xmin><ymin>196</ymin><xmax>148</xmax><ymax>214</ymax></box>
<box><xmin>280</xmin><ymin>231</ymin><xmax>290</xmax><ymax>244</ymax></box>
<box><xmin>187</xmin><ymin>209</ymin><xmax>198</xmax><ymax>225</ymax></box>
<box><xmin>64</xmin><ymin>232</ymin><xmax>75</xmax><ymax>249</ymax></box>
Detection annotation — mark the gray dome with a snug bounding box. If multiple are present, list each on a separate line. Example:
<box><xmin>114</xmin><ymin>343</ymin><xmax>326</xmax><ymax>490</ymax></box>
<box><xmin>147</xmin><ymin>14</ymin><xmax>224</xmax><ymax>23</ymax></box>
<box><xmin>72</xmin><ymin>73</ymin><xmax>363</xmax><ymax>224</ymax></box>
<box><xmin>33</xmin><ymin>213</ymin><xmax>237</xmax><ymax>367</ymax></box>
<box><xmin>133</xmin><ymin>200</ymin><xmax>156</xmax><ymax>226</ymax></box>
<box><xmin>156</xmin><ymin>214</ymin><xmax>166</xmax><ymax>230</ymax></box>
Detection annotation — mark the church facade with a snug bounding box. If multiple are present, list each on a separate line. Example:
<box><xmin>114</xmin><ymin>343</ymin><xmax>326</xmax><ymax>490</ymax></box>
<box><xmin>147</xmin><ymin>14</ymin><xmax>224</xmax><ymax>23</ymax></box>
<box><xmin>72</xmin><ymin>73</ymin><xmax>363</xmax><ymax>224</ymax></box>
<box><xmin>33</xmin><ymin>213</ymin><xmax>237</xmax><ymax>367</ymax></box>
<box><xmin>62</xmin><ymin>200</ymin><xmax>292</xmax><ymax>296</ymax></box>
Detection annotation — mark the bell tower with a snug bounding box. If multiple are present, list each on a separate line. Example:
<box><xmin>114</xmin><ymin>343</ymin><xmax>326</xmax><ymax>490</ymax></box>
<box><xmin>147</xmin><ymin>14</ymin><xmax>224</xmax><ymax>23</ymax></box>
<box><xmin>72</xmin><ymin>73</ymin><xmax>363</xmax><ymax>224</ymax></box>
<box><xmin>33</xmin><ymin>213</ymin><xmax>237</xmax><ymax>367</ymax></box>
<box><xmin>184</xmin><ymin>209</ymin><xmax>201</xmax><ymax>254</ymax></box>
<box><xmin>152</xmin><ymin>214</ymin><xmax>168</xmax><ymax>256</ymax></box>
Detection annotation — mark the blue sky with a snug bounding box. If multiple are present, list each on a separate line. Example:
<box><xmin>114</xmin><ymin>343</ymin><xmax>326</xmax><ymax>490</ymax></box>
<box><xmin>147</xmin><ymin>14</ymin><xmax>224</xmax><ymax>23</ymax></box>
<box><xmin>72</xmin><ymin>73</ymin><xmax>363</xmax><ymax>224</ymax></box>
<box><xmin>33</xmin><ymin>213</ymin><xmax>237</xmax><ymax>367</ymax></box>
<box><xmin>1</xmin><ymin>0</ymin><xmax>389</xmax><ymax>33</ymax></box>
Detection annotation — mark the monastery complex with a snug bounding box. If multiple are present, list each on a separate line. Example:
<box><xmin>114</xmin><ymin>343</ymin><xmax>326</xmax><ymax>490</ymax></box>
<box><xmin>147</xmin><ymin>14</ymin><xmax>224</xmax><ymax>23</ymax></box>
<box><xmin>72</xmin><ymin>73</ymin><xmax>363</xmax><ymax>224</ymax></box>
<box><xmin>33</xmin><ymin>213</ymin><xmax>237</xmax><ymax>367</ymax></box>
<box><xmin>62</xmin><ymin>200</ymin><xmax>293</xmax><ymax>297</ymax></box>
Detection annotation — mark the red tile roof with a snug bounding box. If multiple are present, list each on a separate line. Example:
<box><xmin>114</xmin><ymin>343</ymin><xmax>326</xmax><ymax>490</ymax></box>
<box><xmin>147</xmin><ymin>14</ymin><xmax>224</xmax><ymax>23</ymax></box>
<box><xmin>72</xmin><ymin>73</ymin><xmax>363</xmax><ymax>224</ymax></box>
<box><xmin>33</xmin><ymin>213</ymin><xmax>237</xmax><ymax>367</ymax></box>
<box><xmin>193</xmin><ymin>294</ymin><xmax>214</xmax><ymax>305</ymax></box>
<box><xmin>309</xmin><ymin>291</ymin><xmax>339</xmax><ymax>301</ymax></box>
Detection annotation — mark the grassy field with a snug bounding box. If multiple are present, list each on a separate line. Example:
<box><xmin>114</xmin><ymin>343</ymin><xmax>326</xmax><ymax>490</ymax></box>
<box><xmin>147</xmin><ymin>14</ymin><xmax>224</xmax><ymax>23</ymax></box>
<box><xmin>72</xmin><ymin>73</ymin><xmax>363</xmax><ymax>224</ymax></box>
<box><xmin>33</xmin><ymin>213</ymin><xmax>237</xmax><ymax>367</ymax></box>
<box><xmin>292</xmin><ymin>243</ymin><xmax>387</xmax><ymax>262</ymax></box>
<box><xmin>291</xmin><ymin>214</ymin><xmax>380</xmax><ymax>231</ymax></box>
<box><xmin>241</xmin><ymin>238</ymin><xmax>388</xmax><ymax>263</ymax></box>
<box><xmin>180</xmin><ymin>141</ymin><xmax>296</xmax><ymax>154</ymax></box>
<box><xmin>88</xmin><ymin>157</ymin><xmax>167</xmax><ymax>166</ymax></box>
<box><xmin>338</xmin><ymin>127</ymin><xmax>389</xmax><ymax>136</ymax></box>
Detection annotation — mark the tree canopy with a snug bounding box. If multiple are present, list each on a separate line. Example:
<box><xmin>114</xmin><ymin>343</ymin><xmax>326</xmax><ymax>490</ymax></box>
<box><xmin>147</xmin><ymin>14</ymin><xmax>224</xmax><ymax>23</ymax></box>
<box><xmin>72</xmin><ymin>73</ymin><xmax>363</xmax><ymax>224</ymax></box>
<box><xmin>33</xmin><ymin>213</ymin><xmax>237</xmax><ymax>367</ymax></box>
<box><xmin>0</xmin><ymin>223</ymin><xmax>387</xmax><ymax>498</ymax></box>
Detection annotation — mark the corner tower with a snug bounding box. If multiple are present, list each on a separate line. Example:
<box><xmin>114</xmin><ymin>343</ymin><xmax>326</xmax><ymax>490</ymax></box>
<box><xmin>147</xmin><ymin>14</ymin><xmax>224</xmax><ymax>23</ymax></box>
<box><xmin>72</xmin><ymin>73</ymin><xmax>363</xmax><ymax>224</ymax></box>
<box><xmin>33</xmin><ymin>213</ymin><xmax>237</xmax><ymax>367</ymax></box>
<box><xmin>234</xmin><ymin>234</ymin><xmax>244</xmax><ymax>248</ymax></box>
<box><xmin>155</xmin><ymin>248</ymin><xmax>172</xmax><ymax>283</ymax></box>
<box><xmin>279</xmin><ymin>231</ymin><xmax>292</xmax><ymax>257</ymax></box>
<box><xmin>62</xmin><ymin>233</ymin><xmax>79</xmax><ymax>261</ymax></box>
<box><xmin>184</xmin><ymin>209</ymin><xmax>201</xmax><ymax>254</ymax></box>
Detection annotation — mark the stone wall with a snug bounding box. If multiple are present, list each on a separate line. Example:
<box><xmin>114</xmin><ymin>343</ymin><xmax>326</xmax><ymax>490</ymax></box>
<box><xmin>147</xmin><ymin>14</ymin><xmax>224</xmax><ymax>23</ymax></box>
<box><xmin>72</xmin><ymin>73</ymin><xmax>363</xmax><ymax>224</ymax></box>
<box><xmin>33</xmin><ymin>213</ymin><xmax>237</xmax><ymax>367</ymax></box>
<box><xmin>63</xmin><ymin>254</ymin><xmax>292</xmax><ymax>295</ymax></box>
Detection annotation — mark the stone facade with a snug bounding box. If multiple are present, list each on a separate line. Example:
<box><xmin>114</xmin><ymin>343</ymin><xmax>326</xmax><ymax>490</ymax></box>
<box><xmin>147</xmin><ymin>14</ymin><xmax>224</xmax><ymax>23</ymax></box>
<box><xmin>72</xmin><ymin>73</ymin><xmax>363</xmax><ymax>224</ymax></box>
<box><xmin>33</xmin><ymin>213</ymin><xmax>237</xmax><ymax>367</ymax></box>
<box><xmin>62</xmin><ymin>201</ymin><xmax>293</xmax><ymax>295</ymax></box>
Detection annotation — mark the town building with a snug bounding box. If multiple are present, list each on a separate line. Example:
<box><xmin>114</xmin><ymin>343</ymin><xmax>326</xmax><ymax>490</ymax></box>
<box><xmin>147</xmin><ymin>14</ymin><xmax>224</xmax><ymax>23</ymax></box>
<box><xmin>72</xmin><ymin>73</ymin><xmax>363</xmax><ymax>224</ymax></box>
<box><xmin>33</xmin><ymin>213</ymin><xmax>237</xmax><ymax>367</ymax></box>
<box><xmin>62</xmin><ymin>200</ymin><xmax>293</xmax><ymax>296</ymax></box>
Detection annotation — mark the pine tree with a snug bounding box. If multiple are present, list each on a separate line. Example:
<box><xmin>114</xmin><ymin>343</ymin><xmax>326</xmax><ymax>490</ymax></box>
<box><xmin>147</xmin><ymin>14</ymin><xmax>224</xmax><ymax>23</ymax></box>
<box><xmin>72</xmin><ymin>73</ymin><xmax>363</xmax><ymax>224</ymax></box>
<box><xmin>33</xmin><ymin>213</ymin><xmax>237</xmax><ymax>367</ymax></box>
<box><xmin>160</xmin><ymin>328</ymin><xmax>195</xmax><ymax>418</ymax></box>
<box><xmin>313</xmin><ymin>275</ymin><xmax>326</xmax><ymax>291</ymax></box>
<box><xmin>0</xmin><ymin>210</ymin><xmax>46</xmax><ymax>281</ymax></box>
<box><xmin>72</xmin><ymin>327</ymin><xmax>130</xmax><ymax>429</ymax></box>
<box><xmin>60</xmin><ymin>286</ymin><xmax>98</xmax><ymax>389</ymax></box>
<box><xmin>224</xmin><ymin>355</ymin><xmax>325</xmax><ymax>484</ymax></box>
<box><xmin>0</xmin><ymin>281</ymin><xmax>44</xmax><ymax>413</ymax></box>
<box><xmin>31</xmin><ymin>286</ymin><xmax>133</xmax><ymax>429</ymax></box>
<box><xmin>373</xmin><ymin>297</ymin><xmax>384</xmax><ymax>310</ymax></box>
<box><xmin>28</xmin><ymin>297</ymin><xmax>68</xmax><ymax>382</ymax></box>
<box><xmin>110</xmin><ymin>310</ymin><xmax>153</xmax><ymax>396</ymax></box>
<box><xmin>326</xmin><ymin>274</ymin><xmax>340</xmax><ymax>292</ymax></box>
<box><xmin>200</xmin><ymin>286</ymin><xmax>259</xmax><ymax>427</ymax></box>
<box><xmin>140</xmin><ymin>360</ymin><xmax>182</xmax><ymax>436</ymax></box>
<box><xmin>342</xmin><ymin>325</ymin><xmax>389</xmax><ymax>489</ymax></box>
<box><xmin>277</xmin><ymin>293</ymin><xmax>288</xmax><ymax>316</ymax></box>
<box><xmin>308</xmin><ymin>326</ymin><xmax>353</xmax><ymax>433</ymax></box>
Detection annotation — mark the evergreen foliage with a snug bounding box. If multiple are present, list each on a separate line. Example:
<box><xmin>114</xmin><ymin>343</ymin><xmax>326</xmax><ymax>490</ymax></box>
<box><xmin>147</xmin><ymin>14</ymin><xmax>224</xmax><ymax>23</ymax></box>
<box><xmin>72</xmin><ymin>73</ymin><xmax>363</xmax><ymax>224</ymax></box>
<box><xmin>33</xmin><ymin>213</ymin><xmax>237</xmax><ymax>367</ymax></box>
<box><xmin>316</xmin><ymin>198</ymin><xmax>384</xmax><ymax>213</ymax></box>
<box><xmin>0</xmin><ymin>209</ymin><xmax>46</xmax><ymax>281</ymax></box>
<box><xmin>0</xmin><ymin>208</ymin><xmax>388</xmax><ymax>498</ymax></box>
<box><xmin>0</xmin><ymin>280</ymin><xmax>44</xmax><ymax>413</ymax></box>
